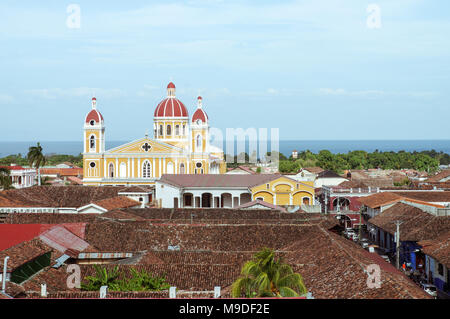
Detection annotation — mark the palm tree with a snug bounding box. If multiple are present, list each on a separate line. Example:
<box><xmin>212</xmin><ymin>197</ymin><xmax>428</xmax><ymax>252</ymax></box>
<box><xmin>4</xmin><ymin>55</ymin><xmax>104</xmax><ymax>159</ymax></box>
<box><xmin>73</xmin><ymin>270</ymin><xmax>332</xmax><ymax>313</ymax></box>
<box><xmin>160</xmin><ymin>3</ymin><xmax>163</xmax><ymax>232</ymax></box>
<box><xmin>231</xmin><ymin>248</ymin><xmax>307</xmax><ymax>298</ymax></box>
<box><xmin>27</xmin><ymin>142</ymin><xmax>46</xmax><ymax>186</ymax></box>
<box><xmin>0</xmin><ymin>167</ymin><xmax>13</xmax><ymax>190</ymax></box>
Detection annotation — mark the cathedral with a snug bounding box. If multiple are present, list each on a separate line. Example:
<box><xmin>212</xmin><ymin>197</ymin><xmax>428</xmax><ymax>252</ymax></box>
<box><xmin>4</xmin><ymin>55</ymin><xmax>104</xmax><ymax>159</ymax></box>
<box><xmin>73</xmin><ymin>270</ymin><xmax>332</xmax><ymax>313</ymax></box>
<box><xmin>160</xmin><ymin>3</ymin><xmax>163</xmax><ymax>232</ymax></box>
<box><xmin>82</xmin><ymin>82</ymin><xmax>226</xmax><ymax>186</ymax></box>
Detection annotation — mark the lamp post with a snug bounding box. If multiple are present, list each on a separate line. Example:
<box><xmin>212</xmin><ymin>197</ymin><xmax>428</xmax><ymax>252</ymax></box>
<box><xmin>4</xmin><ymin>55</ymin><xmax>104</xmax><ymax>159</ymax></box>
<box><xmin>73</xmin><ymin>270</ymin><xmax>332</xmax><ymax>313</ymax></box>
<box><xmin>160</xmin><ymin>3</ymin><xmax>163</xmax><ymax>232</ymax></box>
<box><xmin>394</xmin><ymin>220</ymin><xmax>403</xmax><ymax>269</ymax></box>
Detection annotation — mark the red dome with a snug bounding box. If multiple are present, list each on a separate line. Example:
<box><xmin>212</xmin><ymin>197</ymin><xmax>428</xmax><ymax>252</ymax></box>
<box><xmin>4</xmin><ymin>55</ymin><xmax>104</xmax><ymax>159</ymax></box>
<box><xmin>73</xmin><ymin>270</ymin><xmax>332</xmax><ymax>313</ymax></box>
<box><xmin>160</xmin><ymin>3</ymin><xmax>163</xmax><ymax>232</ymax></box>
<box><xmin>154</xmin><ymin>97</ymin><xmax>188</xmax><ymax>117</ymax></box>
<box><xmin>85</xmin><ymin>109</ymin><xmax>104</xmax><ymax>123</ymax></box>
<box><xmin>192</xmin><ymin>108</ymin><xmax>208</xmax><ymax>123</ymax></box>
<box><xmin>167</xmin><ymin>82</ymin><xmax>176</xmax><ymax>89</ymax></box>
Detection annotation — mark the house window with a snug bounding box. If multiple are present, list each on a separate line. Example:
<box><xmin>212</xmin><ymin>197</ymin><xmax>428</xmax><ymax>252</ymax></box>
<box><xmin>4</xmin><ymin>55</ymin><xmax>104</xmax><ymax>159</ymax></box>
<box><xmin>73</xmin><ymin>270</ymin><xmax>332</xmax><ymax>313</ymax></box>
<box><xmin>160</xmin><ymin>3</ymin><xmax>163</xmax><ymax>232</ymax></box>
<box><xmin>438</xmin><ymin>263</ymin><xmax>444</xmax><ymax>276</ymax></box>
<box><xmin>182</xmin><ymin>124</ymin><xmax>186</xmax><ymax>136</ymax></box>
<box><xmin>89</xmin><ymin>135</ymin><xmax>95</xmax><ymax>150</ymax></box>
<box><xmin>159</xmin><ymin>125</ymin><xmax>163</xmax><ymax>136</ymax></box>
<box><xmin>167</xmin><ymin>125</ymin><xmax>171</xmax><ymax>136</ymax></box>
<box><xmin>90</xmin><ymin>120</ymin><xmax>95</xmax><ymax>126</ymax></box>
<box><xmin>180</xmin><ymin>163</ymin><xmax>185</xmax><ymax>174</ymax></box>
<box><xmin>89</xmin><ymin>162</ymin><xmax>96</xmax><ymax>168</ymax></box>
<box><xmin>175</xmin><ymin>125</ymin><xmax>180</xmax><ymax>136</ymax></box>
<box><xmin>142</xmin><ymin>161</ymin><xmax>151</xmax><ymax>178</ymax></box>
<box><xmin>266</xmin><ymin>184</ymin><xmax>270</xmax><ymax>189</ymax></box>
<box><xmin>109</xmin><ymin>163</ymin><xmax>114</xmax><ymax>178</ymax></box>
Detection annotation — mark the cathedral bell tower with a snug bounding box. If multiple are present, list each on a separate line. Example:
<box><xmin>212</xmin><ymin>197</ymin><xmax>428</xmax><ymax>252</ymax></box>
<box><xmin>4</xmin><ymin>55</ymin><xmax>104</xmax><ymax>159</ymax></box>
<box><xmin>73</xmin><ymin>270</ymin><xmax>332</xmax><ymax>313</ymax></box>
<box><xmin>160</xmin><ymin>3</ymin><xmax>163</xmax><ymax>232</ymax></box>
<box><xmin>84</xmin><ymin>97</ymin><xmax>105</xmax><ymax>154</ymax></box>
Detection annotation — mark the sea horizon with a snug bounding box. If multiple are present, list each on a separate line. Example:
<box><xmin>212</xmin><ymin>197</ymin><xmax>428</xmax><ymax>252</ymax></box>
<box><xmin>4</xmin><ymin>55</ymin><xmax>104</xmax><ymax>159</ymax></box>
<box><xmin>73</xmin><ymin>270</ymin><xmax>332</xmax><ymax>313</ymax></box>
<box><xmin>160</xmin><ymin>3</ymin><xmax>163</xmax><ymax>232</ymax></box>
<box><xmin>1</xmin><ymin>139</ymin><xmax>449</xmax><ymax>158</ymax></box>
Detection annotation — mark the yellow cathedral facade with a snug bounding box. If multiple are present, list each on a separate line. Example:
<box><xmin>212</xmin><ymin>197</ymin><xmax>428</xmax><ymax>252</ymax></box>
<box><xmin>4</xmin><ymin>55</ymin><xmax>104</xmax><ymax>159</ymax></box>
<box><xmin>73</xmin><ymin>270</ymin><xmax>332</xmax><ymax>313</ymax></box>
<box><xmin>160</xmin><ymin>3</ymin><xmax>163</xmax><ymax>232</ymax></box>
<box><xmin>82</xmin><ymin>82</ymin><xmax>226</xmax><ymax>186</ymax></box>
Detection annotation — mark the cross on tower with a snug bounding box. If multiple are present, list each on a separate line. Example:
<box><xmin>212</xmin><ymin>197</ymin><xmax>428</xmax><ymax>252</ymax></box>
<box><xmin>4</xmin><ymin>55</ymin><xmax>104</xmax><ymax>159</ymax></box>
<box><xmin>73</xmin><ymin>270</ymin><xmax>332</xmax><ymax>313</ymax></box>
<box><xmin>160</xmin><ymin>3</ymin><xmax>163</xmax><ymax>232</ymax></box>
<box><xmin>141</xmin><ymin>143</ymin><xmax>151</xmax><ymax>152</ymax></box>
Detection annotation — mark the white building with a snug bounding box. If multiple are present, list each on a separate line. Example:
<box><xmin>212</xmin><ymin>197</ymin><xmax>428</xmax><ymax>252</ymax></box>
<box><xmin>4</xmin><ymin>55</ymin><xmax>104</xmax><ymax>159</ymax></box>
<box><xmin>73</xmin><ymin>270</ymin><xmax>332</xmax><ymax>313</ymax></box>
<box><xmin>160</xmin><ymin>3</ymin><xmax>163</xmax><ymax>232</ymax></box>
<box><xmin>0</xmin><ymin>165</ymin><xmax>37</xmax><ymax>189</ymax></box>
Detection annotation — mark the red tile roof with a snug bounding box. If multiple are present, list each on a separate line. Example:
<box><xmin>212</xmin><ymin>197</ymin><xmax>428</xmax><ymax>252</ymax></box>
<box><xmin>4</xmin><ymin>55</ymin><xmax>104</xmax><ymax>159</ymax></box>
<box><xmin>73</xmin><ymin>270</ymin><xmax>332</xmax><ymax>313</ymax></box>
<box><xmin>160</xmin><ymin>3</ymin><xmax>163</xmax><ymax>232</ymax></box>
<box><xmin>0</xmin><ymin>186</ymin><xmax>123</xmax><ymax>208</ymax></box>
<box><xmin>426</xmin><ymin>170</ymin><xmax>450</xmax><ymax>183</ymax></box>
<box><xmin>92</xmin><ymin>196</ymin><xmax>141</xmax><ymax>211</ymax></box>
<box><xmin>368</xmin><ymin>203</ymin><xmax>450</xmax><ymax>241</ymax></box>
<box><xmin>0</xmin><ymin>238</ymin><xmax>54</xmax><ymax>271</ymax></box>
<box><xmin>418</xmin><ymin>231</ymin><xmax>450</xmax><ymax>268</ymax></box>
<box><xmin>159</xmin><ymin>174</ymin><xmax>282</xmax><ymax>188</ymax></box>
<box><xmin>40</xmin><ymin>168</ymin><xmax>83</xmax><ymax>176</ymax></box>
<box><xmin>237</xmin><ymin>199</ymin><xmax>287</xmax><ymax>212</ymax></box>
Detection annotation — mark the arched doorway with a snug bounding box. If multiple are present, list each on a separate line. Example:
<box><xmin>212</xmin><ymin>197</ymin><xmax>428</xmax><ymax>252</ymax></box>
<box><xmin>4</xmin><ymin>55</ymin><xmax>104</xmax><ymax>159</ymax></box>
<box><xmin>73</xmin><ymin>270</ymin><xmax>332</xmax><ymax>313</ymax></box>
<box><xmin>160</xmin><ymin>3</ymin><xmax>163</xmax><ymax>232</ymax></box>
<box><xmin>201</xmin><ymin>193</ymin><xmax>212</xmax><ymax>208</ymax></box>
<box><xmin>221</xmin><ymin>193</ymin><xmax>232</xmax><ymax>208</ymax></box>
<box><xmin>183</xmin><ymin>193</ymin><xmax>193</xmax><ymax>207</ymax></box>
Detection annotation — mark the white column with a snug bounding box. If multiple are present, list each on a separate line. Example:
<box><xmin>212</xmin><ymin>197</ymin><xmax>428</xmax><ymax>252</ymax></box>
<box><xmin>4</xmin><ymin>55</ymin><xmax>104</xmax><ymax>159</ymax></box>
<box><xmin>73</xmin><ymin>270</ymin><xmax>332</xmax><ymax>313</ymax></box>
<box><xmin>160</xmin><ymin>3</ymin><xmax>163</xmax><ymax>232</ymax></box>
<box><xmin>175</xmin><ymin>158</ymin><xmax>178</xmax><ymax>174</ymax></box>
<box><xmin>163</xmin><ymin>158</ymin><xmax>166</xmax><ymax>175</ymax></box>
<box><xmin>104</xmin><ymin>158</ymin><xmax>106</xmax><ymax>178</ymax></box>
<box><xmin>138</xmin><ymin>158</ymin><xmax>141</xmax><ymax>178</ymax></box>
<box><xmin>152</xmin><ymin>158</ymin><xmax>156</xmax><ymax>177</ymax></box>
<box><xmin>127</xmin><ymin>158</ymin><xmax>130</xmax><ymax>178</ymax></box>
<box><xmin>115</xmin><ymin>158</ymin><xmax>119</xmax><ymax>178</ymax></box>
<box><xmin>159</xmin><ymin>158</ymin><xmax>162</xmax><ymax>177</ymax></box>
<box><xmin>132</xmin><ymin>158</ymin><xmax>135</xmax><ymax>178</ymax></box>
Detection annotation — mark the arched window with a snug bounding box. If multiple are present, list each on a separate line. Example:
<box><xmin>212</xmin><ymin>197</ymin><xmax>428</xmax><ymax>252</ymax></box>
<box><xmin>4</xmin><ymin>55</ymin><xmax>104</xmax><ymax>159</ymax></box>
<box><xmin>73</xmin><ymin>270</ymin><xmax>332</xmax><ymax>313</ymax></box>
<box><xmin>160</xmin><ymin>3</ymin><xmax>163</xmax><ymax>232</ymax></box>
<box><xmin>180</xmin><ymin>163</ymin><xmax>185</xmax><ymax>174</ymax></box>
<box><xmin>195</xmin><ymin>162</ymin><xmax>203</xmax><ymax>174</ymax></box>
<box><xmin>166</xmin><ymin>125</ymin><xmax>171</xmax><ymax>136</ymax></box>
<box><xmin>182</xmin><ymin>125</ymin><xmax>186</xmax><ymax>136</ymax></box>
<box><xmin>159</xmin><ymin>125</ymin><xmax>163</xmax><ymax>136</ymax></box>
<box><xmin>196</xmin><ymin>135</ymin><xmax>202</xmax><ymax>151</ymax></box>
<box><xmin>142</xmin><ymin>161</ymin><xmax>151</xmax><ymax>178</ymax></box>
<box><xmin>175</xmin><ymin>125</ymin><xmax>180</xmax><ymax>136</ymax></box>
<box><xmin>89</xmin><ymin>135</ymin><xmax>95</xmax><ymax>150</ymax></box>
<box><xmin>109</xmin><ymin>163</ymin><xmax>114</xmax><ymax>178</ymax></box>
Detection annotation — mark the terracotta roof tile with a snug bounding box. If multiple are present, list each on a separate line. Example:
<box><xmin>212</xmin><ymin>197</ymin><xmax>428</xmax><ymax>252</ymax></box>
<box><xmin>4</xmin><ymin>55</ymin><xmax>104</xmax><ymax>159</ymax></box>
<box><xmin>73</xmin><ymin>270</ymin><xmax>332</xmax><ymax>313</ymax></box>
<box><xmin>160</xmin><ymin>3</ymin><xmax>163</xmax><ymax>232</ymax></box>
<box><xmin>368</xmin><ymin>202</ymin><xmax>450</xmax><ymax>241</ymax></box>
<box><xmin>159</xmin><ymin>174</ymin><xmax>282</xmax><ymax>188</ymax></box>
<box><xmin>92</xmin><ymin>196</ymin><xmax>141</xmax><ymax>211</ymax></box>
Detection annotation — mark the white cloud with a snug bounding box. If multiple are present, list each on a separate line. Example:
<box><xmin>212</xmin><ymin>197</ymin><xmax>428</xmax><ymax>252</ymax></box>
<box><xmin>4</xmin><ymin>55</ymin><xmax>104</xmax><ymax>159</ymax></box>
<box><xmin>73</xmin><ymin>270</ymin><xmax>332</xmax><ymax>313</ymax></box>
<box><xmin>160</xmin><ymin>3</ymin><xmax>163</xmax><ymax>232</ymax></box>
<box><xmin>24</xmin><ymin>88</ymin><xmax>126</xmax><ymax>99</ymax></box>
<box><xmin>317</xmin><ymin>88</ymin><xmax>437</xmax><ymax>98</ymax></box>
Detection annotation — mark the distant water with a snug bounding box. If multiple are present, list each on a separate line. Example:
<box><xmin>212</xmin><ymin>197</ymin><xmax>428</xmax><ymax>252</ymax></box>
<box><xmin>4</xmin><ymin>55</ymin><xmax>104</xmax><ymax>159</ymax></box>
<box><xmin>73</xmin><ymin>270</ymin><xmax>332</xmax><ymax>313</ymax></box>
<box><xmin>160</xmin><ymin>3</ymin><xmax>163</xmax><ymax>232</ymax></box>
<box><xmin>1</xmin><ymin>140</ymin><xmax>449</xmax><ymax>157</ymax></box>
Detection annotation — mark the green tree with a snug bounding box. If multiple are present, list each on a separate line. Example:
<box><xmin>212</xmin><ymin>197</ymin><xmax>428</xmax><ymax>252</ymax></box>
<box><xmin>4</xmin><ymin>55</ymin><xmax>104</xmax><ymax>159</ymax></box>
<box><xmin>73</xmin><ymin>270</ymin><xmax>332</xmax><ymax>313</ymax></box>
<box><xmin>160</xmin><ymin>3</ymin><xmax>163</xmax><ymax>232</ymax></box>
<box><xmin>81</xmin><ymin>265</ymin><xmax>121</xmax><ymax>291</ymax></box>
<box><xmin>231</xmin><ymin>248</ymin><xmax>307</xmax><ymax>298</ymax></box>
<box><xmin>81</xmin><ymin>266</ymin><xmax>171</xmax><ymax>292</ymax></box>
<box><xmin>0</xmin><ymin>167</ymin><xmax>14</xmax><ymax>190</ymax></box>
<box><xmin>27</xmin><ymin>142</ymin><xmax>46</xmax><ymax>186</ymax></box>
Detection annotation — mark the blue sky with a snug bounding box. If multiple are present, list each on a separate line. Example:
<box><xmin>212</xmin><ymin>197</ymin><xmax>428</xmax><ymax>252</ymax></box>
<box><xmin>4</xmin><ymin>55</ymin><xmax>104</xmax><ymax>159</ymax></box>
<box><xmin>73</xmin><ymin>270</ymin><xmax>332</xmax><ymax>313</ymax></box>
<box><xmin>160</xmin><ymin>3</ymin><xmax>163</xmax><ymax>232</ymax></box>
<box><xmin>0</xmin><ymin>0</ymin><xmax>449</xmax><ymax>141</ymax></box>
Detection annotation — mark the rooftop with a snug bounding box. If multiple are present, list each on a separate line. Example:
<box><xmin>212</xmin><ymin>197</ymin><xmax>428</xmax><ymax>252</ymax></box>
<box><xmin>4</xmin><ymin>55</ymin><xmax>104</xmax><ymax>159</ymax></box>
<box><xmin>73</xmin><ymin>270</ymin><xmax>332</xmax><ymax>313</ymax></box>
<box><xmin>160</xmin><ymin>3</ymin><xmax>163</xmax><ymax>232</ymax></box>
<box><xmin>368</xmin><ymin>202</ymin><xmax>450</xmax><ymax>241</ymax></box>
<box><xmin>158</xmin><ymin>174</ymin><xmax>283</xmax><ymax>188</ymax></box>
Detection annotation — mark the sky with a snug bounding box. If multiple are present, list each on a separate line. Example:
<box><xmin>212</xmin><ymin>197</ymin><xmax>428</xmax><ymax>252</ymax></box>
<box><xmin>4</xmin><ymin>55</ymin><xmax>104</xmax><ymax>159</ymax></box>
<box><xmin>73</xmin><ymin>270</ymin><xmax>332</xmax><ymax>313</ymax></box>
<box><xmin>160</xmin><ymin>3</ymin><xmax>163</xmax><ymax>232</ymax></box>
<box><xmin>0</xmin><ymin>0</ymin><xmax>449</xmax><ymax>142</ymax></box>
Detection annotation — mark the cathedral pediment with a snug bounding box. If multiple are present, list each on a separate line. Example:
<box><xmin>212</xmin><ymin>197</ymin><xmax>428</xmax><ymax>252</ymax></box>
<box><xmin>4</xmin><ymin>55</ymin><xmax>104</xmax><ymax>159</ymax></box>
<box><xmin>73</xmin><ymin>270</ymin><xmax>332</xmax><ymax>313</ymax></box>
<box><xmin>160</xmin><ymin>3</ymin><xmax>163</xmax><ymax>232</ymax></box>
<box><xmin>105</xmin><ymin>137</ymin><xmax>184</xmax><ymax>154</ymax></box>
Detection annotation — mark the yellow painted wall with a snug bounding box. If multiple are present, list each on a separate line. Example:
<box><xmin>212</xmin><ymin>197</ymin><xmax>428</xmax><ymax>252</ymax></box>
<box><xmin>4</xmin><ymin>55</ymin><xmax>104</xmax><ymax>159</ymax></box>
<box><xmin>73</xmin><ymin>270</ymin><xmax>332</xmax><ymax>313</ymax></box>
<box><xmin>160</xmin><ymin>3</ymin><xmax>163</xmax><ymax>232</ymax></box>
<box><xmin>253</xmin><ymin>191</ymin><xmax>274</xmax><ymax>203</ymax></box>
<box><xmin>250</xmin><ymin>176</ymin><xmax>314</xmax><ymax>206</ymax></box>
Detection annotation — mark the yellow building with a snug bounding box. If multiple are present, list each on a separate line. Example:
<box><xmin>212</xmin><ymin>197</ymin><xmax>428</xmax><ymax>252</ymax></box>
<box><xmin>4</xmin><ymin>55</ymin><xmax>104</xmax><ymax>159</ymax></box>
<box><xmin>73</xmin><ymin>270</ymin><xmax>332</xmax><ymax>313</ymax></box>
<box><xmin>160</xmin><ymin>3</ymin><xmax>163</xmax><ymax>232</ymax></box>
<box><xmin>250</xmin><ymin>176</ymin><xmax>315</xmax><ymax>206</ymax></box>
<box><xmin>156</xmin><ymin>174</ymin><xmax>315</xmax><ymax>208</ymax></box>
<box><xmin>83</xmin><ymin>82</ymin><xmax>226</xmax><ymax>186</ymax></box>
